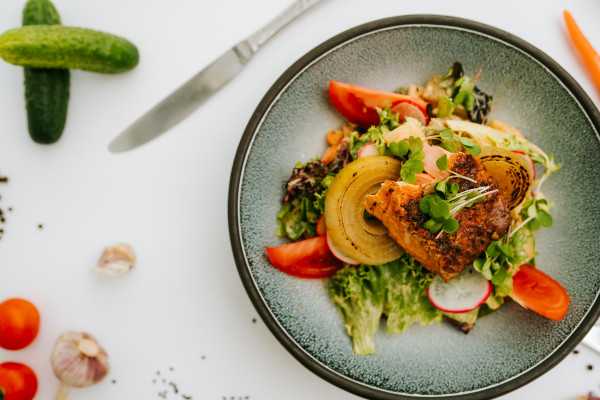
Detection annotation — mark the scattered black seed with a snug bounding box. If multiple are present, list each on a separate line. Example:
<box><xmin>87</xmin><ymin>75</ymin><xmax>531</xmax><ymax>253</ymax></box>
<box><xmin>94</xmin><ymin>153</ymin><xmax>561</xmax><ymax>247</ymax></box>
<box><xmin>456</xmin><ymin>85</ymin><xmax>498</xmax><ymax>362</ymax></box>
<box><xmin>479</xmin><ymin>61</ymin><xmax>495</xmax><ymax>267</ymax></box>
<box><xmin>201</xmin><ymin>355</ymin><xmax>206</xmax><ymax>360</ymax></box>
<box><xmin>252</xmin><ymin>318</ymin><xmax>257</xmax><ymax>323</ymax></box>
<box><xmin>111</xmin><ymin>379</ymin><xmax>117</xmax><ymax>384</ymax></box>
<box><xmin>0</xmin><ymin>176</ymin><xmax>8</xmax><ymax>183</ymax></box>
<box><xmin>162</xmin><ymin>378</ymin><xmax>166</xmax><ymax>383</ymax></box>
<box><xmin>588</xmin><ymin>364</ymin><xmax>594</xmax><ymax>370</ymax></box>
<box><xmin>38</xmin><ymin>224</ymin><xmax>43</xmax><ymax>229</ymax></box>
<box><xmin>182</xmin><ymin>395</ymin><xmax>192</xmax><ymax>400</ymax></box>
<box><xmin>157</xmin><ymin>371</ymin><xmax>160</xmax><ymax>375</ymax></box>
<box><xmin>169</xmin><ymin>367</ymin><xmax>174</xmax><ymax>371</ymax></box>
<box><xmin>158</xmin><ymin>390</ymin><xmax>167</xmax><ymax>399</ymax></box>
<box><xmin>169</xmin><ymin>382</ymin><xmax>179</xmax><ymax>394</ymax></box>
<box><xmin>574</xmin><ymin>349</ymin><xmax>580</xmax><ymax>354</ymax></box>
<box><xmin>152</xmin><ymin>379</ymin><xmax>157</xmax><ymax>384</ymax></box>
<box><xmin>7</xmin><ymin>207</ymin><xmax>11</xmax><ymax>212</ymax></box>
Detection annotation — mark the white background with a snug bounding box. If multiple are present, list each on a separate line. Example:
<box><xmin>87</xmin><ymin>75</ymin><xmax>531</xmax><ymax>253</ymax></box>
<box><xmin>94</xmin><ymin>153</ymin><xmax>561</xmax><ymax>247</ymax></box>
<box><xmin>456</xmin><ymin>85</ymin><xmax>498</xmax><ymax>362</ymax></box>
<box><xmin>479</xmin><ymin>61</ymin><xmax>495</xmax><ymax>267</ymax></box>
<box><xmin>0</xmin><ymin>0</ymin><xmax>599</xmax><ymax>399</ymax></box>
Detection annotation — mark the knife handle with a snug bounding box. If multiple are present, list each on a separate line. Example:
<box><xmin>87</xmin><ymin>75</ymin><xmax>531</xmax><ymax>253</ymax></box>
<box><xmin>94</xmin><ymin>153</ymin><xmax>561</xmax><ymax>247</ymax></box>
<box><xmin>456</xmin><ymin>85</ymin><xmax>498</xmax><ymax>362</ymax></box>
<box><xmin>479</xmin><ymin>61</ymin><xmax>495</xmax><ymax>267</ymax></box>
<box><xmin>245</xmin><ymin>0</ymin><xmax>326</xmax><ymax>53</ymax></box>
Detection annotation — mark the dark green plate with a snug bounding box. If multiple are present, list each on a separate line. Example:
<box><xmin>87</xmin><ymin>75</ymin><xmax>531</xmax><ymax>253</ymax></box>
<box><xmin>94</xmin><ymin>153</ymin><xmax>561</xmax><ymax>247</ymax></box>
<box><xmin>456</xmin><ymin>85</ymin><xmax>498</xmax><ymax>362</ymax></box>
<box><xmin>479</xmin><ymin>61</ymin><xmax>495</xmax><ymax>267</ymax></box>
<box><xmin>229</xmin><ymin>15</ymin><xmax>600</xmax><ymax>399</ymax></box>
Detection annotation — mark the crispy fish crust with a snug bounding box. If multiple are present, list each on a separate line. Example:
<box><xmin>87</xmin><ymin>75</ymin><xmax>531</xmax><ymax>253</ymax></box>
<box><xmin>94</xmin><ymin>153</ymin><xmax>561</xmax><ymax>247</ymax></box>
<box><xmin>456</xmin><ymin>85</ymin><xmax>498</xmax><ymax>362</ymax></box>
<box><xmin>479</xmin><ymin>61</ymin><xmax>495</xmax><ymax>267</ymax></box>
<box><xmin>364</xmin><ymin>152</ymin><xmax>510</xmax><ymax>281</ymax></box>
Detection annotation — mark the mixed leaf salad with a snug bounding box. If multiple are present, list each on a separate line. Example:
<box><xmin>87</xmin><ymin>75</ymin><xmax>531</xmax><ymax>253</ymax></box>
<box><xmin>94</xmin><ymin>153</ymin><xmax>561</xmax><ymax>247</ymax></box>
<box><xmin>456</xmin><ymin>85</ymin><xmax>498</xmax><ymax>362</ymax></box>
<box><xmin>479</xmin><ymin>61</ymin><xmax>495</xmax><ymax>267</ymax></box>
<box><xmin>265</xmin><ymin>62</ymin><xmax>568</xmax><ymax>355</ymax></box>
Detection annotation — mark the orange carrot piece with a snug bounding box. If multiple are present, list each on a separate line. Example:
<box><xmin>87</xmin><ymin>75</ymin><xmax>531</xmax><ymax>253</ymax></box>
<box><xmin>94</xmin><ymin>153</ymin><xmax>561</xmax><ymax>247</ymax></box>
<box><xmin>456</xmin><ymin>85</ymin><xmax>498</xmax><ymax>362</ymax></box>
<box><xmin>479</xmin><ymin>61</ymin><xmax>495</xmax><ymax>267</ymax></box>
<box><xmin>326</xmin><ymin>130</ymin><xmax>343</xmax><ymax>146</ymax></box>
<box><xmin>321</xmin><ymin>145</ymin><xmax>338</xmax><ymax>165</ymax></box>
<box><xmin>564</xmin><ymin>10</ymin><xmax>600</xmax><ymax>93</ymax></box>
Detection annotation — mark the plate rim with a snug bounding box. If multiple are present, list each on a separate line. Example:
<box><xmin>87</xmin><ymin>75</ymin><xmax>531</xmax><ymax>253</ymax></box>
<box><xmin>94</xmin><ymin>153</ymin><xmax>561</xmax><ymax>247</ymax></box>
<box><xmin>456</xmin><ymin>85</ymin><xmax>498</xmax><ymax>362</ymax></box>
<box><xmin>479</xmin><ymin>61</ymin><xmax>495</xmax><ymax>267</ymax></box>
<box><xmin>228</xmin><ymin>14</ymin><xmax>600</xmax><ymax>400</ymax></box>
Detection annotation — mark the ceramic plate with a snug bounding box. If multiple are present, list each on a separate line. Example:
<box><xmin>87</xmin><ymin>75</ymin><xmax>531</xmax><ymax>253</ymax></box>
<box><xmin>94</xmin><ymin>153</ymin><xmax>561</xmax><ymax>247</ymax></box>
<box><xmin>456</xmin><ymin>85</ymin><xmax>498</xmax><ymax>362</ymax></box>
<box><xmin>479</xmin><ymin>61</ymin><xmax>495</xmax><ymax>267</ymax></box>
<box><xmin>228</xmin><ymin>15</ymin><xmax>600</xmax><ymax>399</ymax></box>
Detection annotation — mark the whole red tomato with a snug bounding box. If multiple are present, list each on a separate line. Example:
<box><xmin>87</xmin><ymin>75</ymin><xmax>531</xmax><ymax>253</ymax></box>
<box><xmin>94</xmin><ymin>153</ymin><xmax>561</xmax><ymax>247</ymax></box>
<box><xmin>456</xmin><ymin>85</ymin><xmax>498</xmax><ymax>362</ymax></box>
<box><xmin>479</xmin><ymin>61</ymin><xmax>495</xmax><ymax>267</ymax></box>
<box><xmin>0</xmin><ymin>362</ymin><xmax>38</xmax><ymax>400</ymax></box>
<box><xmin>0</xmin><ymin>299</ymin><xmax>40</xmax><ymax>350</ymax></box>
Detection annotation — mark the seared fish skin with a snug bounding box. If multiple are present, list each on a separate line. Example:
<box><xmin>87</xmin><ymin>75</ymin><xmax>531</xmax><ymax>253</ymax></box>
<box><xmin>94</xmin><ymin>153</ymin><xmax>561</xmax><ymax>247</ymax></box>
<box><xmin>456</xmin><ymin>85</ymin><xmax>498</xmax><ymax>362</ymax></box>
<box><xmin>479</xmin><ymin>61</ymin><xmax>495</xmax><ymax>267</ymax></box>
<box><xmin>364</xmin><ymin>152</ymin><xmax>510</xmax><ymax>281</ymax></box>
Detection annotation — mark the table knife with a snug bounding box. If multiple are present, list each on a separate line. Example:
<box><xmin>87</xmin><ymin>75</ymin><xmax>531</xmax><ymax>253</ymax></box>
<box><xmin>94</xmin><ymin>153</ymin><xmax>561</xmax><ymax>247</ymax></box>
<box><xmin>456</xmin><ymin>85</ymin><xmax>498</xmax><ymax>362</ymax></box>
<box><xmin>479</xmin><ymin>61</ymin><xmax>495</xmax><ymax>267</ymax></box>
<box><xmin>109</xmin><ymin>0</ymin><xmax>326</xmax><ymax>153</ymax></box>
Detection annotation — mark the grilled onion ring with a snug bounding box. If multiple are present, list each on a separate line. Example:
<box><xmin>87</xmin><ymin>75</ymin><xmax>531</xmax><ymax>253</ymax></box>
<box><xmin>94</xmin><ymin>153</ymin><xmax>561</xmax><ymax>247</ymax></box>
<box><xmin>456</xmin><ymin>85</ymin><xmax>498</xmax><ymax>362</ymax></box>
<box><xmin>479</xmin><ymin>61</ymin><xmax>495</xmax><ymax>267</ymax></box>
<box><xmin>478</xmin><ymin>147</ymin><xmax>534</xmax><ymax>209</ymax></box>
<box><xmin>324</xmin><ymin>156</ymin><xmax>404</xmax><ymax>264</ymax></box>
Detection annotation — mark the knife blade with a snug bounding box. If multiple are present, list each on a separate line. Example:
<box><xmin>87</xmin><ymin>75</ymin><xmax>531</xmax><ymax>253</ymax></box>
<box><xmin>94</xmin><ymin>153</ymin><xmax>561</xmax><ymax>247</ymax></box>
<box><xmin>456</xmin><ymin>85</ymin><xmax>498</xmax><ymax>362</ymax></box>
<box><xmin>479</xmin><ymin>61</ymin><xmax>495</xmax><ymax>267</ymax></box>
<box><xmin>109</xmin><ymin>0</ymin><xmax>326</xmax><ymax>153</ymax></box>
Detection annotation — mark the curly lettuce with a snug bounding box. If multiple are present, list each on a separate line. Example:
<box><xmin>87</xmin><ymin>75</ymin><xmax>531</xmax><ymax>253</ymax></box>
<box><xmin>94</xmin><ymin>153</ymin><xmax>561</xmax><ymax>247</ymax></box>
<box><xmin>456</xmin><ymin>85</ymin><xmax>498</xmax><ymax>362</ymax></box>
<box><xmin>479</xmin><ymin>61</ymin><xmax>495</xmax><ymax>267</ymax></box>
<box><xmin>329</xmin><ymin>255</ymin><xmax>441</xmax><ymax>355</ymax></box>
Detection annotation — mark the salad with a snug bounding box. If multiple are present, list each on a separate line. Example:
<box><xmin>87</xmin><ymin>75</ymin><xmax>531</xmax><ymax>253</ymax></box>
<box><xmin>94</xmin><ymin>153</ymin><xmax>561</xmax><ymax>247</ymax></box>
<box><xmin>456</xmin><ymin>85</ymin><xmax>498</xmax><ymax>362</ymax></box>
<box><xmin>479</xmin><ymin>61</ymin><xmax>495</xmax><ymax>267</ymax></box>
<box><xmin>265</xmin><ymin>62</ymin><xmax>568</xmax><ymax>356</ymax></box>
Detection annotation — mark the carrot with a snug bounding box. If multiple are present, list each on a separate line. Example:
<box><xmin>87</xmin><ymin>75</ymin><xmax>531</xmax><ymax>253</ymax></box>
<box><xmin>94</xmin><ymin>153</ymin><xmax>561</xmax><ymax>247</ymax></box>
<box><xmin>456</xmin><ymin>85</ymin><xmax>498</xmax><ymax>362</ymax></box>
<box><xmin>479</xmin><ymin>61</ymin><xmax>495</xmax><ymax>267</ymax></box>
<box><xmin>326</xmin><ymin>130</ymin><xmax>343</xmax><ymax>146</ymax></box>
<box><xmin>321</xmin><ymin>145</ymin><xmax>338</xmax><ymax>165</ymax></box>
<box><xmin>564</xmin><ymin>10</ymin><xmax>600</xmax><ymax>94</ymax></box>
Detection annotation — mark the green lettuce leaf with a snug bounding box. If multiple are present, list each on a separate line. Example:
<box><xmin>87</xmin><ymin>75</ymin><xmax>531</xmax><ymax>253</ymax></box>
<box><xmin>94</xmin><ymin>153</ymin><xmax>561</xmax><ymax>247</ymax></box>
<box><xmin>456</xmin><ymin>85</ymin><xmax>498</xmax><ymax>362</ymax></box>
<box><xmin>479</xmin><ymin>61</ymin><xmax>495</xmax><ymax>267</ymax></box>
<box><xmin>329</xmin><ymin>256</ymin><xmax>441</xmax><ymax>355</ymax></box>
<box><xmin>329</xmin><ymin>264</ymin><xmax>387</xmax><ymax>355</ymax></box>
<box><xmin>382</xmin><ymin>258</ymin><xmax>442</xmax><ymax>334</ymax></box>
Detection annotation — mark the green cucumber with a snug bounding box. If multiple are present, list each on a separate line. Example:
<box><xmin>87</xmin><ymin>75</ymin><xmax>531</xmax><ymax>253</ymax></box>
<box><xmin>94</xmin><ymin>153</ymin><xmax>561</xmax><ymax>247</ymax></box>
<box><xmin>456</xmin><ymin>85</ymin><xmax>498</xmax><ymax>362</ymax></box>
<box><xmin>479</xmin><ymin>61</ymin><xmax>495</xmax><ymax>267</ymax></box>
<box><xmin>23</xmin><ymin>0</ymin><xmax>61</xmax><ymax>25</ymax></box>
<box><xmin>23</xmin><ymin>0</ymin><xmax>70</xmax><ymax>144</ymax></box>
<box><xmin>0</xmin><ymin>25</ymin><xmax>139</xmax><ymax>74</ymax></box>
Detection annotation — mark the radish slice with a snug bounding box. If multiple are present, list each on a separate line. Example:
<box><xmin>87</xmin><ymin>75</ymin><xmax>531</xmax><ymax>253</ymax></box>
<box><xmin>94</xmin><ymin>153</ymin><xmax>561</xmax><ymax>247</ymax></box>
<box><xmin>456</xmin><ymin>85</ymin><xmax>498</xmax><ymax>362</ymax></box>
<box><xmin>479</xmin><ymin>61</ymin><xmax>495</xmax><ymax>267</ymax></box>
<box><xmin>512</xmin><ymin>150</ymin><xmax>536</xmax><ymax>179</ymax></box>
<box><xmin>427</xmin><ymin>265</ymin><xmax>492</xmax><ymax>313</ymax></box>
<box><xmin>326</xmin><ymin>231</ymin><xmax>361</xmax><ymax>265</ymax></box>
<box><xmin>357</xmin><ymin>142</ymin><xmax>379</xmax><ymax>158</ymax></box>
<box><xmin>390</xmin><ymin>100</ymin><xmax>429</xmax><ymax>126</ymax></box>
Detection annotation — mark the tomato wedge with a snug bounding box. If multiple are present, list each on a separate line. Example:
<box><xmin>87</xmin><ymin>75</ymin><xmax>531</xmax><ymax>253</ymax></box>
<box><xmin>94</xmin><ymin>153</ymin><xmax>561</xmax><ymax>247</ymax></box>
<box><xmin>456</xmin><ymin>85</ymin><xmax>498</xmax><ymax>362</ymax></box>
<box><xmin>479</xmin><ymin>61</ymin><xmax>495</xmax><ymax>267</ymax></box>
<box><xmin>510</xmin><ymin>264</ymin><xmax>570</xmax><ymax>321</ymax></box>
<box><xmin>0</xmin><ymin>362</ymin><xmax>38</xmax><ymax>400</ymax></box>
<box><xmin>266</xmin><ymin>236</ymin><xmax>342</xmax><ymax>279</ymax></box>
<box><xmin>328</xmin><ymin>81</ymin><xmax>428</xmax><ymax>129</ymax></box>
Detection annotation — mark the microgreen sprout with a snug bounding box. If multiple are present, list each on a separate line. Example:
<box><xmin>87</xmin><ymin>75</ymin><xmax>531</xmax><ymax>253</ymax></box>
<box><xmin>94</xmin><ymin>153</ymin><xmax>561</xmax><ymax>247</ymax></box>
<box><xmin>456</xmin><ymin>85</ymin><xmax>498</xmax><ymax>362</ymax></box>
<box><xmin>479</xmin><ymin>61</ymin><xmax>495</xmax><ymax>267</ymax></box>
<box><xmin>389</xmin><ymin>136</ymin><xmax>425</xmax><ymax>184</ymax></box>
<box><xmin>509</xmin><ymin>196</ymin><xmax>553</xmax><ymax>238</ymax></box>
<box><xmin>426</xmin><ymin>128</ymin><xmax>481</xmax><ymax>156</ymax></box>
<box><xmin>452</xmin><ymin>70</ymin><xmax>481</xmax><ymax>111</ymax></box>
<box><xmin>420</xmin><ymin>183</ymin><xmax>498</xmax><ymax>239</ymax></box>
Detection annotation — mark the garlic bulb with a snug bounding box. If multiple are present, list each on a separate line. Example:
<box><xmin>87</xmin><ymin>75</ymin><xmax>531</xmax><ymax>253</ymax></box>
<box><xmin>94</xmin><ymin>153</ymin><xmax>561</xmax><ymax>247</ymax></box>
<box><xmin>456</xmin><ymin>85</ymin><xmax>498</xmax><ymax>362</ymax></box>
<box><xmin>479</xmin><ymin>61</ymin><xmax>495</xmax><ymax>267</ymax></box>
<box><xmin>51</xmin><ymin>332</ymin><xmax>109</xmax><ymax>400</ymax></box>
<box><xmin>91</xmin><ymin>243</ymin><xmax>135</xmax><ymax>277</ymax></box>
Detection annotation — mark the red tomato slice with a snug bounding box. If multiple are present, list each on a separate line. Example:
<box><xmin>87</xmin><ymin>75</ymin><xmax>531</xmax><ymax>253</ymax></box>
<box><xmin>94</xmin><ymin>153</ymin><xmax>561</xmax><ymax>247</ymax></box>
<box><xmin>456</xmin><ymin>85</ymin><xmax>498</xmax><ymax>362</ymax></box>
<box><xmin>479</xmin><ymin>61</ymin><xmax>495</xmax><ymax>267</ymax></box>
<box><xmin>0</xmin><ymin>299</ymin><xmax>40</xmax><ymax>351</ymax></box>
<box><xmin>0</xmin><ymin>362</ymin><xmax>38</xmax><ymax>400</ymax></box>
<box><xmin>510</xmin><ymin>264</ymin><xmax>570</xmax><ymax>321</ymax></box>
<box><xmin>328</xmin><ymin>81</ymin><xmax>429</xmax><ymax>129</ymax></box>
<box><xmin>266</xmin><ymin>236</ymin><xmax>342</xmax><ymax>279</ymax></box>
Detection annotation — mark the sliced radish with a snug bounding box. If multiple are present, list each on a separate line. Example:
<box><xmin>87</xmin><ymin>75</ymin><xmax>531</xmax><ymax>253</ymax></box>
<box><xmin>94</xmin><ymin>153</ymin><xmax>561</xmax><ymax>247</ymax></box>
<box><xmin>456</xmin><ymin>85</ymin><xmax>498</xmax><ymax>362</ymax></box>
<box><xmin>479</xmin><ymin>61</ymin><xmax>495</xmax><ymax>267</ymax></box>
<box><xmin>357</xmin><ymin>142</ymin><xmax>380</xmax><ymax>158</ymax></box>
<box><xmin>390</xmin><ymin>99</ymin><xmax>429</xmax><ymax>126</ymax></box>
<box><xmin>427</xmin><ymin>265</ymin><xmax>492</xmax><ymax>313</ymax></box>
<box><xmin>326</xmin><ymin>231</ymin><xmax>361</xmax><ymax>265</ymax></box>
<box><xmin>512</xmin><ymin>150</ymin><xmax>536</xmax><ymax>179</ymax></box>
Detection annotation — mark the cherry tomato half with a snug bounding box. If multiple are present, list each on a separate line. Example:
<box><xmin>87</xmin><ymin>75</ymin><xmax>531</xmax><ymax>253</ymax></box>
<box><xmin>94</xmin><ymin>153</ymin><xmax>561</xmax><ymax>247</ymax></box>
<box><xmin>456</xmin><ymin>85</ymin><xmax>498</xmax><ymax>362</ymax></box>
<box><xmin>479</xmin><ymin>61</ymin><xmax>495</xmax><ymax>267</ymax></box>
<box><xmin>510</xmin><ymin>264</ymin><xmax>570</xmax><ymax>321</ymax></box>
<box><xmin>0</xmin><ymin>299</ymin><xmax>40</xmax><ymax>350</ymax></box>
<box><xmin>266</xmin><ymin>235</ymin><xmax>342</xmax><ymax>279</ymax></box>
<box><xmin>0</xmin><ymin>362</ymin><xmax>38</xmax><ymax>400</ymax></box>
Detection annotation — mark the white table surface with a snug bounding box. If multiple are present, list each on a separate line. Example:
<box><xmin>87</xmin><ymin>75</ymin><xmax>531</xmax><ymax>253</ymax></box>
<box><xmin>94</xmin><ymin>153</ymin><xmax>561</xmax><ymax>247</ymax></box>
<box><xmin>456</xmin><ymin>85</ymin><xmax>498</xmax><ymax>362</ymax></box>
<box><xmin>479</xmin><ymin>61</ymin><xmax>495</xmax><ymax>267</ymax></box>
<box><xmin>1</xmin><ymin>0</ymin><xmax>599</xmax><ymax>399</ymax></box>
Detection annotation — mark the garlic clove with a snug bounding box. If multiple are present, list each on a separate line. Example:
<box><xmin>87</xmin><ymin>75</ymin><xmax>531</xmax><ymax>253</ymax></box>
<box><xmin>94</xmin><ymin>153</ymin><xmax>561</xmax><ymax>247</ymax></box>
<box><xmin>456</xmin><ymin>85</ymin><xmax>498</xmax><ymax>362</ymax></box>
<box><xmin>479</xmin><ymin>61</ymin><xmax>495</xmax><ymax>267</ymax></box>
<box><xmin>51</xmin><ymin>332</ymin><xmax>109</xmax><ymax>392</ymax></box>
<box><xmin>91</xmin><ymin>243</ymin><xmax>135</xmax><ymax>277</ymax></box>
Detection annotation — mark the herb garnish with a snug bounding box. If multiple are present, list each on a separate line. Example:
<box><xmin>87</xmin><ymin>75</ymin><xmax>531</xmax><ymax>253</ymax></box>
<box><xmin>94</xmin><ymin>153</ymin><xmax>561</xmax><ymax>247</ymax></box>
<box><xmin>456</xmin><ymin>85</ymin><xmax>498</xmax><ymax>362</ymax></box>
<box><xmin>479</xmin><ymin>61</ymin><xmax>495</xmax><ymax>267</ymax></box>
<box><xmin>389</xmin><ymin>136</ymin><xmax>426</xmax><ymax>184</ymax></box>
<box><xmin>419</xmin><ymin>155</ymin><xmax>498</xmax><ymax>238</ymax></box>
<box><xmin>427</xmin><ymin>128</ymin><xmax>481</xmax><ymax>155</ymax></box>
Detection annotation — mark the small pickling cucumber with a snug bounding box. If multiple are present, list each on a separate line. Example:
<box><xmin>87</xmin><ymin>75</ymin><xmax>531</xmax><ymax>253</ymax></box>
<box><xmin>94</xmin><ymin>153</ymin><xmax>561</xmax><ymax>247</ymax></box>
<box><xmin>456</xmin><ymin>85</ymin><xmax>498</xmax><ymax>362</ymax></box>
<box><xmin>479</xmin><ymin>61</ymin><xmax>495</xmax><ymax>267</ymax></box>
<box><xmin>23</xmin><ymin>0</ymin><xmax>60</xmax><ymax>25</ymax></box>
<box><xmin>22</xmin><ymin>0</ymin><xmax>70</xmax><ymax>144</ymax></box>
<box><xmin>0</xmin><ymin>25</ymin><xmax>139</xmax><ymax>74</ymax></box>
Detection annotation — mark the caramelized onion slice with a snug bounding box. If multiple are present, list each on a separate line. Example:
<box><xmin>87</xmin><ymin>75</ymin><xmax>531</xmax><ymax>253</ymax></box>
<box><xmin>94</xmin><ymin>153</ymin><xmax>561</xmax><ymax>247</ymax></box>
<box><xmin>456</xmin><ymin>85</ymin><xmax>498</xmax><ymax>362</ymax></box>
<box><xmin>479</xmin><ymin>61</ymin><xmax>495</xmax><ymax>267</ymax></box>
<box><xmin>478</xmin><ymin>147</ymin><xmax>533</xmax><ymax>209</ymax></box>
<box><xmin>324</xmin><ymin>156</ymin><xmax>404</xmax><ymax>265</ymax></box>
